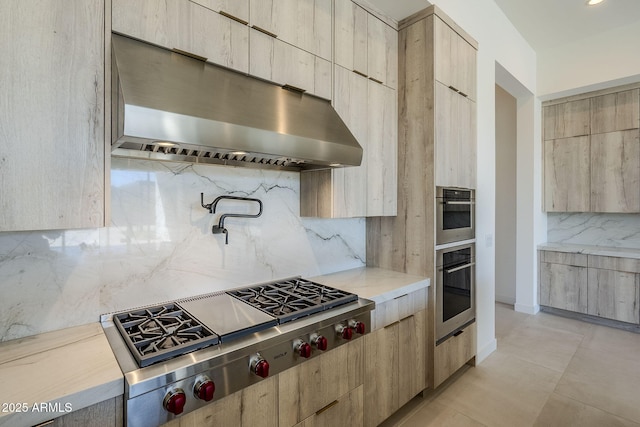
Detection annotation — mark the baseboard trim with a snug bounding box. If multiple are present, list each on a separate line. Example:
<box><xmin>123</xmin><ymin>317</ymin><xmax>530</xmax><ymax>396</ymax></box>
<box><xmin>495</xmin><ymin>294</ymin><xmax>516</xmax><ymax>305</ymax></box>
<box><xmin>515</xmin><ymin>302</ymin><xmax>540</xmax><ymax>315</ymax></box>
<box><xmin>476</xmin><ymin>338</ymin><xmax>497</xmax><ymax>363</ymax></box>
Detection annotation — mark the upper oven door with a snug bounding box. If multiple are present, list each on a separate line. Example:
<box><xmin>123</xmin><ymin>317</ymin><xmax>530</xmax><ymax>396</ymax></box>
<box><xmin>436</xmin><ymin>187</ymin><xmax>475</xmax><ymax>245</ymax></box>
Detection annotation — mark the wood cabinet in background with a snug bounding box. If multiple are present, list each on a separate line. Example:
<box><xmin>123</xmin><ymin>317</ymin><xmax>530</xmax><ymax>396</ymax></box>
<box><xmin>434</xmin><ymin>15</ymin><xmax>477</xmax><ymax>101</ymax></box>
<box><xmin>539</xmin><ymin>251</ymin><xmax>588</xmax><ymax>313</ymax></box>
<box><xmin>0</xmin><ymin>0</ymin><xmax>106</xmax><ymax>232</ymax></box>
<box><xmin>334</xmin><ymin>0</ymin><xmax>397</xmax><ymax>89</ymax></box>
<box><xmin>250</xmin><ymin>0</ymin><xmax>332</xmax><ymax>61</ymax></box>
<box><xmin>49</xmin><ymin>397</ymin><xmax>122</xmax><ymax>427</ymax></box>
<box><xmin>543</xmin><ymin>85</ymin><xmax>640</xmax><ymax>213</ymax></box>
<box><xmin>112</xmin><ymin>0</ymin><xmax>249</xmax><ymax>74</ymax></box>
<box><xmin>433</xmin><ymin>321</ymin><xmax>476</xmax><ymax>388</ymax></box>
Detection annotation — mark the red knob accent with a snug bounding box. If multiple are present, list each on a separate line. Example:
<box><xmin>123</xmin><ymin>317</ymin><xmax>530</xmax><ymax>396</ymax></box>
<box><xmin>355</xmin><ymin>322</ymin><xmax>366</xmax><ymax>335</ymax></box>
<box><xmin>255</xmin><ymin>359</ymin><xmax>270</xmax><ymax>378</ymax></box>
<box><xmin>298</xmin><ymin>342</ymin><xmax>312</xmax><ymax>358</ymax></box>
<box><xmin>342</xmin><ymin>326</ymin><xmax>353</xmax><ymax>340</ymax></box>
<box><xmin>164</xmin><ymin>389</ymin><xmax>186</xmax><ymax>415</ymax></box>
<box><xmin>196</xmin><ymin>380</ymin><xmax>215</xmax><ymax>402</ymax></box>
<box><xmin>314</xmin><ymin>335</ymin><xmax>328</xmax><ymax>351</ymax></box>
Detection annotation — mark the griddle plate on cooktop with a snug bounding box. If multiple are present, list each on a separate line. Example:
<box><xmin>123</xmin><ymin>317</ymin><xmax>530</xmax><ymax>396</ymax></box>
<box><xmin>227</xmin><ymin>278</ymin><xmax>358</xmax><ymax>323</ymax></box>
<box><xmin>113</xmin><ymin>303</ymin><xmax>219</xmax><ymax>368</ymax></box>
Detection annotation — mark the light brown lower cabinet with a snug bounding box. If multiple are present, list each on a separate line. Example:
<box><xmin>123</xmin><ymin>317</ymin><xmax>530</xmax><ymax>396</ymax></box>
<box><xmin>47</xmin><ymin>397</ymin><xmax>123</xmax><ymax>427</ymax></box>
<box><xmin>162</xmin><ymin>376</ymin><xmax>278</xmax><ymax>427</ymax></box>
<box><xmin>433</xmin><ymin>321</ymin><xmax>476</xmax><ymax>388</ymax></box>
<box><xmin>364</xmin><ymin>310</ymin><xmax>426</xmax><ymax>427</ymax></box>
<box><xmin>279</xmin><ymin>339</ymin><xmax>364</xmax><ymax>427</ymax></box>
<box><xmin>539</xmin><ymin>262</ymin><xmax>588</xmax><ymax>313</ymax></box>
<box><xmin>294</xmin><ymin>385</ymin><xmax>364</xmax><ymax>427</ymax></box>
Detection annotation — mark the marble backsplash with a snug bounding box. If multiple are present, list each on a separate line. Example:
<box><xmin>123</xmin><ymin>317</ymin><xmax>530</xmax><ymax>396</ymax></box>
<box><xmin>0</xmin><ymin>159</ymin><xmax>365</xmax><ymax>342</ymax></box>
<box><xmin>547</xmin><ymin>213</ymin><xmax>640</xmax><ymax>248</ymax></box>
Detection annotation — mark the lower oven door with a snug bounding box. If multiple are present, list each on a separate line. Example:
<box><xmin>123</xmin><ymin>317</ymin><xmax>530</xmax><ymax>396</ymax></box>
<box><xmin>436</xmin><ymin>243</ymin><xmax>476</xmax><ymax>344</ymax></box>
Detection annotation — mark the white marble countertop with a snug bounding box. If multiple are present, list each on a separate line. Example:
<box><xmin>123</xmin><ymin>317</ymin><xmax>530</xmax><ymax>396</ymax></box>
<box><xmin>0</xmin><ymin>323</ymin><xmax>123</xmax><ymax>427</ymax></box>
<box><xmin>310</xmin><ymin>266</ymin><xmax>430</xmax><ymax>305</ymax></box>
<box><xmin>538</xmin><ymin>243</ymin><xmax>640</xmax><ymax>259</ymax></box>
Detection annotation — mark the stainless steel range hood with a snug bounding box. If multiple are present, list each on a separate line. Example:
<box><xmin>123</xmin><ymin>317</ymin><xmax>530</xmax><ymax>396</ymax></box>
<box><xmin>111</xmin><ymin>34</ymin><xmax>363</xmax><ymax>170</ymax></box>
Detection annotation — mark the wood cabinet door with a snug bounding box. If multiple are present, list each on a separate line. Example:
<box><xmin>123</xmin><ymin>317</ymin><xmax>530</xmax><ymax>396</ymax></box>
<box><xmin>363</xmin><ymin>325</ymin><xmax>398</xmax><ymax>427</ymax></box>
<box><xmin>398</xmin><ymin>310</ymin><xmax>426</xmax><ymax>407</ymax></box>
<box><xmin>112</xmin><ymin>0</ymin><xmax>249</xmax><ymax>73</ymax></box>
<box><xmin>587</xmin><ymin>268</ymin><xmax>640</xmax><ymax>324</ymax></box>
<box><xmin>279</xmin><ymin>340</ymin><xmax>363</xmax><ymax>426</ymax></box>
<box><xmin>433</xmin><ymin>322</ymin><xmax>476</xmax><ymax>388</ymax></box>
<box><xmin>539</xmin><ymin>262</ymin><xmax>588</xmax><ymax>313</ymax></box>
<box><xmin>52</xmin><ymin>397</ymin><xmax>121</xmax><ymax>427</ymax></box>
<box><xmin>591</xmin><ymin>89</ymin><xmax>640</xmax><ymax>134</ymax></box>
<box><xmin>331</xmin><ymin>66</ymin><xmax>368</xmax><ymax>217</ymax></box>
<box><xmin>250</xmin><ymin>0</ymin><xmax>332</xmax><ymax>61</ymax></box>
<box><xmin>367</xmin><ymin>81</ymin><xmax>398</xmax><ymax>216</ymax></box>
<box><xmin>294</xmin><ymin>386</ymin><xmax>364</xmax><ymax>427</ymax></box>
<box><xmin>367</xmin><ymin>14</ymin><xmax>397</xmax><ymax>88</ymax></box>
<box><xmin>433</xmin><ymin>16</ymin><xmax>475</xmax><ymax>100</ymax></box>
<box><xmin>543</xmin><ymin>99</ymin><xmax>590</xmax><ymax>140</ymax></box>
<box><xmin>249</xmin><ymin>29</ymin><xmax>331</xmax><ymax>99</ymax></box>
<box><xmin>544</xmin><ymin>136</ymin><xmax>591</xmax><ymax>212</ymax></box>
<box><xmin>334</xmin><ymin>0</ymin><xmax>368</xmax><ymax>75</ymax></box>
<box><xmin>0</xmin><ymin>0</ymin><xmax>105</xmax><ymax>231</ymax></box>
<box><xmin>590</xmin><ymin>130</ymin><xmax>640</xmax><ymax>213</ymax></box>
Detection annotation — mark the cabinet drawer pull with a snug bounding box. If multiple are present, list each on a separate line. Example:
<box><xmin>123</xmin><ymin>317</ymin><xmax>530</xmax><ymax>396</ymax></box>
<box><xmin>458</xmin><ymin>90</ymin><xmax>469</xmax><ymax>98</ymax></box>
<box><xmin>171</xmin><ymin>48</ymin><xmax>207</xmax><ymax>62</ymax></box>
<box><xmin>353</xmin><ymin>69</ymin><xmax>368</xmax><ymax>78</ymax></box>
<box><xmin>448</xmin><ymin>85</ymin><xmax>459</xmax><ymax>93</ymax></box>
<box><xmin>282</xmin><ymin>84</ymin><xmax>306</xmax><ymax>94</ymax></box>
<box><xmin>219</xmin><ymin>10</ymin><xmax>249</xmax><ymax>26</ymax></box>
<box><xmin>316</xmin><ymin>399</ymin><xmax>339</xmax><ymax>415</ymax></box>
<box><xmin>394</xmin><ymin>293</ymin><xmax>409</xmax><ymax>300</ymax></box>
<box><xmin>34</xmin><ymin>421</ymin><xmax>54</xmax><ymax>427</ymax></box>
<box><xmin>453</xmin><ymin>329</ymin><xmax>464</xmax><ymax>337</ymax></box>
<box><xmin>384</xmin><ymin>321</ymin><xmax>400</xmax><ymax>329</ymax></box>
<box><xmin>369</xmin><ymin>77</ymin><xmax>384</xmax><ymax>85</ymax></box>
<box><xmin>400</xmin><ymin>314</ymin><xmax>415</xmax><ymax>322</ymax></box>
<box><xmin>251</xmin><ymin>25</ymin><xmax>278</xmax><ymax>38</ymax></box>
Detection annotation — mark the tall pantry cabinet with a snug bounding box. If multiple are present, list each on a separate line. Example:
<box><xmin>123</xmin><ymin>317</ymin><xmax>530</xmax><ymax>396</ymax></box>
<box><xmin>367</xmin><ymin>6</ymin><xmax>478</xmax><ymax>389</ymax></box>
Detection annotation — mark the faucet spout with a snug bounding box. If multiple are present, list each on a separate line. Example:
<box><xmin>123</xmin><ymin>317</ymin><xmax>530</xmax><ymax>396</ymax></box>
<box><xmin>201</xmin><ymin>194</ymin><xmax>263</xmax><ymax>245</ymax></box>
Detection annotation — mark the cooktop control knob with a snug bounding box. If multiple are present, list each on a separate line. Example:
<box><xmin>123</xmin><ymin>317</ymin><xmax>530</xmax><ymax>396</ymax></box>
<box><xmin>349</xmin><ymin>319</ymin><xmax>366</xmax><ymax>335</ymax></box>
<box><xmin>163</xmin><ymin>387</ymin><xmax>186</xmax><ymax>415</ymax></box>
<box><xmin>336</xmin><ymin>323</ymin><xmax>353</xmax><ymax>340</ymax></box>
<box><xmin>310</xmin><ymin>333</ymin><xmax>328</xmax><ymax>351</ymax></box>
<box><xmin>250</xmin><ymin>354</ymin><xmax>270</xmax><ymax>378</ymax></box>
<box><xmin>294</xmin><ymin>339</ymin><xmax>312</xmax><ymax>358</ymax></box>
<box><xmin>193</xmin><ymin>375</ymin><xmax>215</xmax><ymax>402</ymax></box>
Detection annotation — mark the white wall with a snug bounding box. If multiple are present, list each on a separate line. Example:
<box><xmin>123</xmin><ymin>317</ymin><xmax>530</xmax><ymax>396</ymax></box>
<box><xmin>538</xmin><ymin>21</ymin><xmax>640</xmax><ymax>99</ymax></box>
<box><xmin>494</xmin><ymin>85</ymin><xmax>517</xmax><ymax>305</ymax></box>
<box><xmin>431</xmin><ymin>0</ymin><xmax>539</xmax><ymax>362</ymax></box>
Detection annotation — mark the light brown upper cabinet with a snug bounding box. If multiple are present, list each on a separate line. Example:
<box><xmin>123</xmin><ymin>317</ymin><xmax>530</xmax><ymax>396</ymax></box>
<box><xmin>543</xmin><ymin>86</ymin><xmax>640</xmax><ymax>213</ymax></box>
<box><xmin>0</xmin><ymin>0</ymin><xmax>106</xmax><ymax>232</ymax></box>
<box><xmin>434</xmin><ymin>16</ymin><xmax>477</xmax><ymax>101</ymax></box>
<box><xmin>250</xmin><ymin>0</ymin><xmax>332</xmax><ymax>61</ymax></box>
<box><xmin>334</xmin><ymin>0</ymin><xmax>397</xmax><ymax>89</ymax></box>
<box><xmin>112</xmin><ymin>0</ymin><xmax>250</xmax><ymax>73</ymax></box>
<box><xmin>591</xmin><ymin>89</ymin><xmax>640</xmax><ymax>134</ymax></box>
<box><xmin>300</xmin><ymin>66</ymin><xmax>397</xmax><ymax>217</ymax></box>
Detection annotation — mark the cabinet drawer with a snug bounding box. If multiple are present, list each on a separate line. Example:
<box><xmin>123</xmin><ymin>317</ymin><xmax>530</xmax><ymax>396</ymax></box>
<box><xmin>539</xmin><ymin>262</ymin><xmax>588</xmax><ymax>313</ymax></box>
<box><xmin>587</xmin><ymin>268</ymin><xmax>640</xmax><ymax>324</ymax></box>
<box><xmin>540</xmin><ymin>250</ymin><xmax>588</xmax><ymax>267</ymax></box>
<box><xmin>294</xmin><ymin>385</ymin><xmax>363</xmax><ymax>427</ymax></box>
<box><xmin>434</xmin><ymin>321</ymin><xmax>475</xmax><ymax>388</ymax></box>
<box><xmin>371</xmin><ymin>287</ymin><xmax>427</xmax><ymax>330</ymax></box>
<box><xmin>588</xmin><ymin>255</ymin><xmax>640</xmax><ymax>274</ymax></box>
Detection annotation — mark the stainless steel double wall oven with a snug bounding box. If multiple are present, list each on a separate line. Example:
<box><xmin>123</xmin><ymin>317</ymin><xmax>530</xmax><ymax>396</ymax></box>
<box><xmin>435</xmin><ymin>187</ymin><xmax>476</xmax><ymax>344</ymax></box>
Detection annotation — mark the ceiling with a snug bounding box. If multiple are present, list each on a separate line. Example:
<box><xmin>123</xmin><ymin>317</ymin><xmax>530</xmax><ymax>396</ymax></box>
<box><xmin>366</xmin><ymin>0</ymin><xmax>640</xmax><ymax>53</ymax></box>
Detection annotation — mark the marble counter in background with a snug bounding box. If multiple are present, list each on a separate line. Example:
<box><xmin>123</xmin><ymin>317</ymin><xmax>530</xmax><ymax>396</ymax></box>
<box><xmin>0</xmin><ymin>158</ymin><xmax>366</xmax><ymax>342</ymax></box>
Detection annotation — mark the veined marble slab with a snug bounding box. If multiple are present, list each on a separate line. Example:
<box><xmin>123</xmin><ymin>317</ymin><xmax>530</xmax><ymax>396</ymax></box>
<box><xmin>310</xmin><ymin>267</ymin><xmax>430</xmax><ymax>305</ymax></box>
<box><xmin>547</xmin><ymin>212</ymin><xmax>640</xmax><ymax>249</ymax></box>
<box><xmin>0</xmin><ymin>323</ymin><xmax>123</xmax><ymax>427</ymax></box>
<box><xmin>0</xmin><ymin>159</ymin><xmax>365</xmax><ymax>342</ymax></box>
<box><xmin>538</xmin><ymin>242</ymin><xmax>640</xmax><ymax>260</ymax></box>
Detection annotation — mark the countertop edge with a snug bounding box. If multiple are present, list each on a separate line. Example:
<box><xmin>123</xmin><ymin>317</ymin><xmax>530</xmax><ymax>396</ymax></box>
<box><xmin>538</xmin><ymin>243</ymin><xmax>640</xmax><ymax>259</ymax></box>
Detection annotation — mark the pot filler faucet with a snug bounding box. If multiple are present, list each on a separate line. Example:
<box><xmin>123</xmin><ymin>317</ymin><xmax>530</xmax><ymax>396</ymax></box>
<box><xmin>201</xmin><ymin>194</ymin><xmax>263</xmax><ymax>244</ymax></box>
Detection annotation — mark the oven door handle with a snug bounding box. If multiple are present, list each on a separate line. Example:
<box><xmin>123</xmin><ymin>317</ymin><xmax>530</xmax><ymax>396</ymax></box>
<box><xmin>444</xmin><ymin>262</ymin><xmax>475</xmax><ymax>274</ymax></box>
<box><xmin>442</xmin><ymin>200</ymin><xmax>475</xmax><ymax>205</ymax></box>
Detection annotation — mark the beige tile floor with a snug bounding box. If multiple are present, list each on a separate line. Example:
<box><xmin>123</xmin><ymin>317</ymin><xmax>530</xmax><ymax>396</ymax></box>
<box><xmin>381</xmin><ymin>303</ymin><xmax>640</xmax><ymax>427</ymax></box>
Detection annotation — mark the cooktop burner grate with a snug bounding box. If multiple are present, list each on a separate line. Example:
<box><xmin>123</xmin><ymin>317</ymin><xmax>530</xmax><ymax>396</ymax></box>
<box><xmin>113</xmin><ymin>303</ymin><xmax>219</xmax><ymax>368</ymax></box>
<box><xmin>227</xmin><ymin>278</ymin><xmax>358</xmax><ymax>323</ymax></box>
